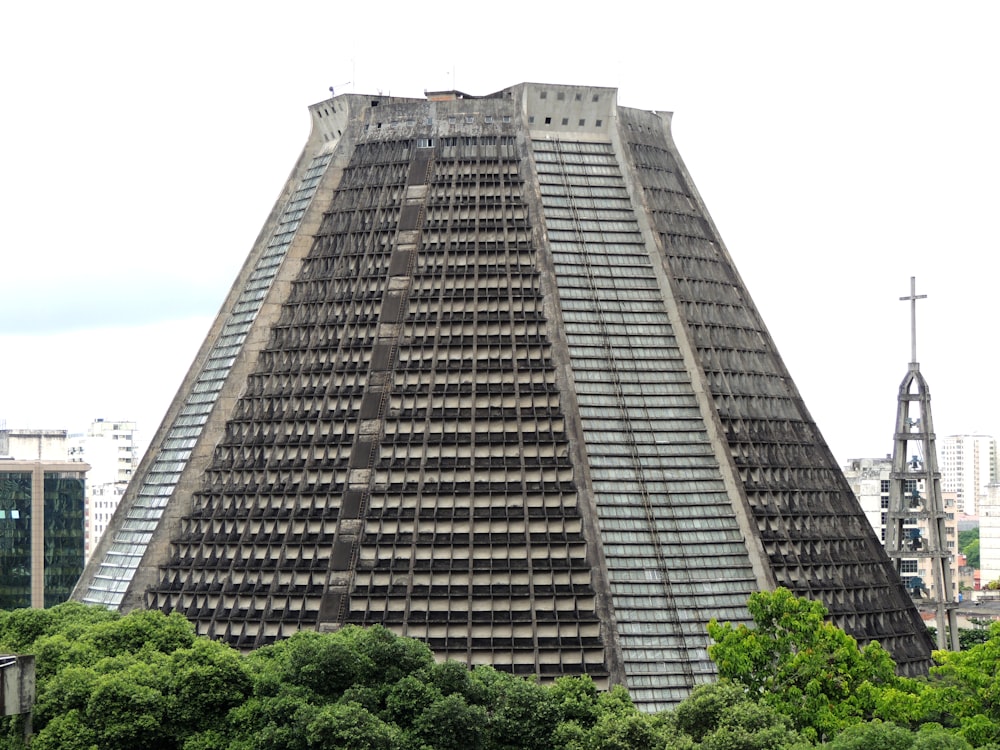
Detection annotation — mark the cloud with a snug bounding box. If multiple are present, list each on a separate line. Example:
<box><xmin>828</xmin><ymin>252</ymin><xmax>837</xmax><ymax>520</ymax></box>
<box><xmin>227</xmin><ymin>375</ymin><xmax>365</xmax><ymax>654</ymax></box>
<box><xmin>0</xmin><ymin>278</ymin><xmax>226</xmax><ymax>335</ymax></box>
<box><xmin>0</xmin><ymin>317</ymin><xmax>212</xmax><ymax>446</ymax></box>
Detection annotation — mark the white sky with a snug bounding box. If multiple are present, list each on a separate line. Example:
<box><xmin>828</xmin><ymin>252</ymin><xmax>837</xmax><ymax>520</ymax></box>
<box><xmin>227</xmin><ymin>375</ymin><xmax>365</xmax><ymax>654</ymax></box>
<box><xmin>1</xmin><ymin>2</ymin><xmax>997</xmax><ymax>464</ymax></box>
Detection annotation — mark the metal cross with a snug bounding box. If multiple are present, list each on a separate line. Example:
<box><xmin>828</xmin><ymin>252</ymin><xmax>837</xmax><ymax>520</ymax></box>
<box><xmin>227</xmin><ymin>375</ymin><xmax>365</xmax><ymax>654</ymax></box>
<box><xmin>899</xmin><ymin>276</ymin><xmax>926</xmax><ymax>364</ymax></box>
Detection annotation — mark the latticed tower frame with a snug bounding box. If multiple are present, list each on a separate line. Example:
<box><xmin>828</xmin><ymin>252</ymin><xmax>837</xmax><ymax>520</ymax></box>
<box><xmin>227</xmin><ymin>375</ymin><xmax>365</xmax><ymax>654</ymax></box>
<box><xmin>885</xmin><ymin>279</ymin><xmax>958</xmax><ymax>650</ymax></box>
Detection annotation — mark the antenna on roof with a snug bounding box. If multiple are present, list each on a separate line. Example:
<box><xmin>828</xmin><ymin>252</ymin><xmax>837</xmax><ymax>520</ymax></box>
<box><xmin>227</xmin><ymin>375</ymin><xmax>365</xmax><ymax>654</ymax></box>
<box><xmin>328</xmin><ymin>81</ymin><xmax>351</xmax><ymax>97</ymax></box>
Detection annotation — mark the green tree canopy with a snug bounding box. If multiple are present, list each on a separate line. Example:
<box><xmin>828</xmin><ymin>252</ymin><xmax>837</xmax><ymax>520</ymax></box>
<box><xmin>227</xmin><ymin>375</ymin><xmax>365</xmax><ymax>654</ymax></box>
<box><xmin>6</xmin><ymin>591</ymin><xmax>1000</xmax><ymax>750</ymax></box>
<box><xmin>707</xmin><ymin>588</ymin><xmax>899</xmax><ymax>742</ymax></box>
<box><xmin>958</xmin><ymin>528</ymin><xmax>979</xmax><ymax>565</ymax></box>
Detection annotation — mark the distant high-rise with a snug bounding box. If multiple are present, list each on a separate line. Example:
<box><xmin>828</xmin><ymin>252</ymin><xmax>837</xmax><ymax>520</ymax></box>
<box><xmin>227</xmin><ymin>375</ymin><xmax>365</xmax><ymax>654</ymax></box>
<box><xmin>74</xmin><ymin>83</ymin><xmax>932</xmax><ymax>708</ymax></box>
<box><xmin>940</xmin><ymin>434</ymin><xmax>996</xmax><ymax>516</ymax></box>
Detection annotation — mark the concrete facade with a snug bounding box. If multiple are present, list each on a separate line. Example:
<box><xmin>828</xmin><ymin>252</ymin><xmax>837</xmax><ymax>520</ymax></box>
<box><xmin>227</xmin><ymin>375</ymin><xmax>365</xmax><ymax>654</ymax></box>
<box><xmin>5</xmin><ymin>430</ymin><xmax>71</xmax><ymax>462</ymax></box>
<box><xmin>75</xmin><ymin>83</ymin><xmax>932</xmax><ymax>709</ymax></box>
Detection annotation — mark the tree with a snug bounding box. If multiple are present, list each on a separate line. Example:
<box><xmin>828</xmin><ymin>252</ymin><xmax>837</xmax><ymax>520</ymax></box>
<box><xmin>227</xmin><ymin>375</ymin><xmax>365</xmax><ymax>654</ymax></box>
<box><xmin>707</xmin><ymin>588</ymin><xmax>898</xmax><ymax>742</ymax></box>
<box><xmin>958</xmin><ymin>529</ymin><xmax>979</xmax><ymax>568</ymax></box>
<box><xmin>546</xmin><ymin>676</ymin><xmax>603</xmax><ymax>727</ymax></box>
<box><xmin>27</xmin><ymin>710</ymin><xmax>97</xmax><ymax>750</ymax></box>
<box><xmin>699</xmin><ymin>700</ymin><xmax>806</xmax><ymax>750</ymax></box>
<box><xmin>84</xmin><ymin>609</ymin><xmax>195</xmax><ymax>657</ymax></box>
<box><xmin>0</xmin><ymin>603</ymin><xmax>254</xmax><ymax>750</ymax></box>
<box><xmin>409</xmin><ymin>692</ymin><xmax>487</xmax><ymax>750</ymax></box>
<box><xmin>917</xmin><ymin>622</ymin><xmax>1000</xmax><ymax>745</ymax></box>
<box><xmin>912</xmin><ymin>723</ymin><xmax>972</xmax><ymax>750</ymax></box>
<box><xmin>824</xmin><ymin>720</ymin><xmax>914</xmax><ymax>750</ymax></box>
<box><xmin>470</xmin><ymin>667</ymin><xmax>557</xmax><ymax>750</ymax></box>
<box><xmin>958</xmin><ymin>628</ymin><xmax>991</xmax><ymax>651</ymax></box>
<box><xmin>672</xmin><ymin>682</ymin><xmax>805</xmax><ymax>750</ymax></box>
<box><xmin>304</xmin><ymin>702</ymin><xmax>400</xmax><ymax>750</ymax></box>
<box><xmin>164</xmin><ymin>638</ymin><xmax>253</xmax><ymax>740</ymax></box>
<box><xmin>672</xmin><ymin>682</ymin><xmax>745</xmax><ymax>743</ymax></box>
<box><xmin>0</xmin><ymin>601</ymin><xmax>117</xmax><ymax>654</ymax></box>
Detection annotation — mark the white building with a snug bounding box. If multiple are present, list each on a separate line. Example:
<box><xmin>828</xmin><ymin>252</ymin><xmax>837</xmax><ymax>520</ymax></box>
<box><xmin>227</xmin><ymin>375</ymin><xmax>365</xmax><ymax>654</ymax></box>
<box><xmin>68</xmin><ymin>420</ymin><xmax>139</xmax><ymax>562</ymax></box>
<box><xmin>980</xmin><ymin>484</ymin><xmax>1000</xmax><ymax>588</ymax></box>
<box><xmin>843</xmin><ymin>456</ymin><xmax>960</xmax><ymax>601</ymax></box>
<box><xmin>940</xmin><ymin>435</ymin><xmax>996</xmax><ymax>516</ymax></box>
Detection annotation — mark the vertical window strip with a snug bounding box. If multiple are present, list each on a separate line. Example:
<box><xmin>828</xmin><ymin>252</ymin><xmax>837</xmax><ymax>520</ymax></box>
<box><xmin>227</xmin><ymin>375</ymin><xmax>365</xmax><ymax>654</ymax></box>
<box><xmin>81</xmin><ymin>152</ymin><xmax>334</xmax><ymax>608</ymax></box>
<box><xmin>530</xmin><ymin>139</ymin><xmax>756</xmax><ymax>708</ymax></box>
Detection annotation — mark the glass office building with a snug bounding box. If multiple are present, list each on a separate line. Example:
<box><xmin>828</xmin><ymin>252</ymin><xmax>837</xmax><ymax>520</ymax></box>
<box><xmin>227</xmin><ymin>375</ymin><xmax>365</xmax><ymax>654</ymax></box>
<box><xmin>0</xmin><ymin>464</ymin><xmax>86</xmax><ymax>609</ymax></box>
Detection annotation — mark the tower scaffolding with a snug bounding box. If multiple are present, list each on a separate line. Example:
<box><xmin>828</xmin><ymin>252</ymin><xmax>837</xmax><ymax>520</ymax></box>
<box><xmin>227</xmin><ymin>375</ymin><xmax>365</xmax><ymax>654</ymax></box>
<box><xmin>886</xmin><ymin>277</ymin><xmax>959</xmax><ymax>650</ymax></box>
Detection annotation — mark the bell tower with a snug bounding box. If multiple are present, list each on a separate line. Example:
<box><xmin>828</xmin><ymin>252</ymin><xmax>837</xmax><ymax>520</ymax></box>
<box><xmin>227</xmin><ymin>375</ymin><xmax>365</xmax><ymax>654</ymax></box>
<box><xmin>886</xmin><ymin>277</ymin><xmax>958</xmax><ymax>650</ymax></box>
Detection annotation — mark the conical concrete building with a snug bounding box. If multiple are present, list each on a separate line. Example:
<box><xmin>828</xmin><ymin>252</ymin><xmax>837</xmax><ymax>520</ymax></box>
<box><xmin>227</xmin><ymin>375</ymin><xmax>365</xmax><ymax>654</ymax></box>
<box><xmin>75</xmin><ymin>83</ymin><xmax>932</xmax><ymax>709</ymax></box>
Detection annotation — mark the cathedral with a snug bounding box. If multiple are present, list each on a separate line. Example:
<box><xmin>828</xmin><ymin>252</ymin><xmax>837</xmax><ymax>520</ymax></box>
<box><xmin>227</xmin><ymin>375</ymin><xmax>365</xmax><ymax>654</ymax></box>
<box><xmin>74</xmin><ymin>83</ymin><xmax>932</xmax><ymax>710</ymax></box>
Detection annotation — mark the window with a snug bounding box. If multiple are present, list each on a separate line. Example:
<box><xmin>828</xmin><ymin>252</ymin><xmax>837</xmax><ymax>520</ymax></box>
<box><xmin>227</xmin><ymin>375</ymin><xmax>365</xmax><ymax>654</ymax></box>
<box><xmin>544</xmin><ymin>117</ymin><xmax>552</xmax><ymax>125</ymax></box>
<box><xmin>595</xmin><ymin>119</ymin><xmax>603</xmax><ymax>127</ymax></box>
<box><xmin>561</xmin><ymin>118</ymin><xmax>569</xmax><ymax>125</ymax></box>
<box><xmin>578</xmin><ymin>119</ymin><xmax>586</xmax><ymax>126</ymax></box>
<box><xmin>901</xmin><ymin>560</ymin><xmax>918</xmax><ymax>573</ymax></box>
<box><xmin>540</xmin><ymin>91</ymin><xmax>548</xmax><ymax>100</ymax></box>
